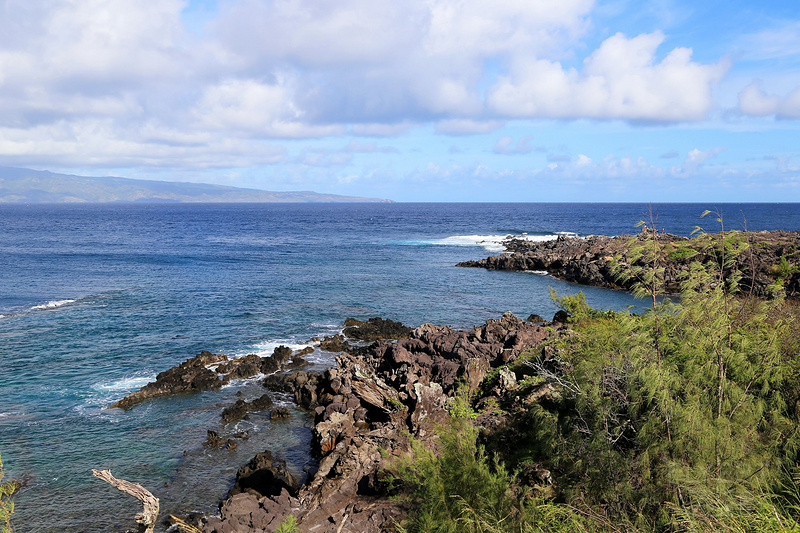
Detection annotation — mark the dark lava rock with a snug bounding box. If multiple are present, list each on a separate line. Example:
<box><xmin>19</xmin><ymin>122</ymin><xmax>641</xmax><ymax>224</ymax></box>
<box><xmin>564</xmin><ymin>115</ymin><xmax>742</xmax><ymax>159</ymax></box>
<box><xmin>270</xmin><ymin>407</ymin><xmax>291</xmax><ymax>420</ymax></box>
<box><xmin>110</xmin><ymin>351</ymin><xmax>227</xmax><ymax>409</ymax></box>
<box><xmin>457</xmin><ymin>231</ymin><xmax>800</xmax><ymax>299</ymax></box>
<box><xmin>271</xmin><ymin>345</ymin><xmax>293</xmax><ymax>365</ymax></box>
<box><xmin>319</xmin><ymin>334</ymin><xmax>350</xmax><ymax>352</ymax></box>
<box><xmin>204</xmin><ymin>430</ymin><xmax>239</xmax><ymax>450</ymax></box>
<box><xmin>228</xmin><ymin>450</ymin><xmax>299</xmax><ymax>499</ymax></box>
<box><xmin>286</xmin><ymin>356</ymin><xmax>309</xmax><ymax>370</ymax></box>
<box><xmin>226</xmin><ymin>353</ymin><xmax>262</xmax><ymax>379</ymax></box>
<box><xmin>221</xmin><ymin>393</ymin><xmax>274</xmax><ymax>424</ymax></box>
<box><xmin>262</xmin><ymin>373</ymin><xmax>293</xmax><ymax>393</ymax></box>
<box><xmin>343</xmin><ymin>317</ymin><xmax>413</xmax><ymax>341</ymax></box>
<box><xmin>553</xmin><ymin>310</ymin><xmax>570</xmax><ymax>323</ymax></box>
<box><xmin>295</xmin><ymin>346</ymin><xmax>314</xmax><ymax>357</ymax></box>
<box><xmin>206</xmin><ymin>312</ymin><xmax>566</xmax><ymax>533</ymax></box>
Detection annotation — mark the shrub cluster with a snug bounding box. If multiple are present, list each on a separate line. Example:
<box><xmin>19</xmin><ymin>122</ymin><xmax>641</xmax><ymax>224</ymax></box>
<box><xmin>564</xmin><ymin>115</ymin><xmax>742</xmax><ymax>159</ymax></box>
<box><xmin>396</xmin><ymin>216</ymin><xmax>800</xmax><ymax>532</ymax></box>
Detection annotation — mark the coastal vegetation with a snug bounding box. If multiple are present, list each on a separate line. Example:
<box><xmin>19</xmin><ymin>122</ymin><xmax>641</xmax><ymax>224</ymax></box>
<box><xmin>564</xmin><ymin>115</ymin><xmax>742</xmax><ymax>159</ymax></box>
<box><xmin>395</xmin><ymin>216</ymin><xmax>800</xmax><ymax>532</ymax></box>
<box><xmin>0</xmin><ymin>455</ymin><xmax>16</xmax><ymax>533</ymax></box>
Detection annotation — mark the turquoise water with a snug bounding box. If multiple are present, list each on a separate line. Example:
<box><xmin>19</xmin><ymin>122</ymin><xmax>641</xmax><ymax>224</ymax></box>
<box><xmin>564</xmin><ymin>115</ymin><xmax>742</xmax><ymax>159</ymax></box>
<box><xmin>1</xmin><ymin>202</ymin><xmax>798</xmax><ymax>531</ymax></box>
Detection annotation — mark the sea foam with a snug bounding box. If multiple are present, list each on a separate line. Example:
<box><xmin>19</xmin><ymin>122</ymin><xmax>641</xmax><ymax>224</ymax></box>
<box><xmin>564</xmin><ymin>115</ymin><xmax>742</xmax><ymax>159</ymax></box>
<box><xmin>402</xmin><ymin>233</ymin><xmax>563</xmax><ymax>253</ymax></box>
<box><xmin>93</xmin><ymin>375</ymin><xmax>154</xmax><ymax>393</ymax></box>
<box><xmin>30</xmin><ymin>299</ymin><xmax>76</xmax><ymax>311</ymax></box>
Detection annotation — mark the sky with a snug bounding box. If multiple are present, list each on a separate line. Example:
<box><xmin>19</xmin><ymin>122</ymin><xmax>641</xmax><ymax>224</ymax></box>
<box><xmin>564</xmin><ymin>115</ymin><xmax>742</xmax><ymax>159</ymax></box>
<box><xmin>0</xmin><ymin>0</ymin><xmax>799</xmax><ymax>202</ymax></box>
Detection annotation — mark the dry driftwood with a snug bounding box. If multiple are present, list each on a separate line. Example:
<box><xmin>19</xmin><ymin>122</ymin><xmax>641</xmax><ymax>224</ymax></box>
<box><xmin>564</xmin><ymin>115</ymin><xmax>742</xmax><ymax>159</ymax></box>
<box><xmin>92</xmin><ymin>469</ymin><xmax>160</xmax><ymax>533</ymax></box>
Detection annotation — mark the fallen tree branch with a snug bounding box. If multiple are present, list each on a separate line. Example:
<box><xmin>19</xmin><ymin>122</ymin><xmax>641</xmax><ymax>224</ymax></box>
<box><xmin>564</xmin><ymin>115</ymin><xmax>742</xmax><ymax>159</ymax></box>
<box><xmin>91</xmin><ymin>469</ymin><xmax>159</xmax><ymax>533</ymax></box>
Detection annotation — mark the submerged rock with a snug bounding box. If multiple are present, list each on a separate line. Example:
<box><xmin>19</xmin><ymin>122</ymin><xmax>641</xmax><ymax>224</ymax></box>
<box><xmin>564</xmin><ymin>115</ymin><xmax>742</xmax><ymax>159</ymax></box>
<box><xmin>221</xmin><ymin>393</ymin><xmax>274</xmax><ymax>424</ymax></box>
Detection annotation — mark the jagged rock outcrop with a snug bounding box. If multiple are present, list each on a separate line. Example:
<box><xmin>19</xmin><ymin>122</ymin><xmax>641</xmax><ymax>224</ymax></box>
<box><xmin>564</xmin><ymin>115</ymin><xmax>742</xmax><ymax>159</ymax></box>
<box><xmin>110</xmin><ymin>346</ymin><xmax>310</xmax><ymax>410</ymax></box>
<box><xmin>457</xmin><ymin>231</ymin><xmax>800</xmax><ymax>298</ymax></box>
<box><xmin>110</xmin><ymin>351</ymin><xmax>228</xmax><ymax>409</ymax></box>
<box><xmin>228</xmin><ymin>450</ymin><xmax>300</xmax><ymax>499</ymax></box>
<box><xmin>342</xmin><ymin>317</ymin><xmax>413</xmax><ymax>342</ymax></box>
<box><xmin>204</xmin><ymin>313</ymin><xmax>564</xmax><ymax>533</ymax></box>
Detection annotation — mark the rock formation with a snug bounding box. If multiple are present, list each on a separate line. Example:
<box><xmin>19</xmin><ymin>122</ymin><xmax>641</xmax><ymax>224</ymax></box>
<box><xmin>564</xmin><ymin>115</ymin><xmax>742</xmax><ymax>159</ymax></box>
<box><xmin>203</xmin><ymin>313</ymin><xmax>565</xmax><ymax>533</ymax></box>
<box><xmin>457</xmin><ymin>231</ymin><xmax>800</xmax><ymax>298</ymax></box>
<box><xmin>110</xmin><ymin>347</ymin><xmax>309</xmax><ymax>410</ymax></box>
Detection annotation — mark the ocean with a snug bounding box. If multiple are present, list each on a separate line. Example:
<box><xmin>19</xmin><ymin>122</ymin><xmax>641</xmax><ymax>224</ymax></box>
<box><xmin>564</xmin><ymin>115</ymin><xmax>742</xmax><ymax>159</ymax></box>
<box><xmin>1</xmin><ymin>202</ymin><xmax>799</xmax><ymax>532</ymax></box>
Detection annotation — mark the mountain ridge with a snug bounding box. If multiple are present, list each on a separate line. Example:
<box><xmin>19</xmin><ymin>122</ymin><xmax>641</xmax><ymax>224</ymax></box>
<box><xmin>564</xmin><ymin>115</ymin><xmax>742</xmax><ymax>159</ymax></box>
<box><xmin>0</xmin><ymin>167</ymin><xmax>392</xmax><ymax>203</ymax></box>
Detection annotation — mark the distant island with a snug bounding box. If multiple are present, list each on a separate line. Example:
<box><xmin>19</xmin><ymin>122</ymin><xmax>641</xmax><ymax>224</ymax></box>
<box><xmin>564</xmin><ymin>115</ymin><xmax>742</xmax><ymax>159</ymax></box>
<box><xmin>0</xmin><ymin>167</ymin><xmax>392</xmax><ymax>203</ymax></box>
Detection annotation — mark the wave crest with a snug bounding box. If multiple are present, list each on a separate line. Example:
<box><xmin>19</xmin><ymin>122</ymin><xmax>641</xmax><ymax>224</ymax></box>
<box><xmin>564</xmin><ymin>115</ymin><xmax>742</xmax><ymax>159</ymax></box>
<box><xmin>30</xmin><ymin>299</ymin><xmax>77</xmax><ymax>311</ymax></box>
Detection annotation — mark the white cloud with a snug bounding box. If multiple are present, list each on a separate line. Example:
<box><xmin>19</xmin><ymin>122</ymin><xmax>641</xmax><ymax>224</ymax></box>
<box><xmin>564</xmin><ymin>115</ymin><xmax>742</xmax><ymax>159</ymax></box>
<box><xmin>488</xmin><ymin>31</ymin><xmax>728</xmax><ymax>122</ymax></box>
<box><xmin>191</xmin><ymin>77</ymin><xmax>342</xmax><ymax>138</ymax></box>
<box><xmin>0</xmin><ymin>0</ymin><xmax>740</xmax><ymax>173</ymax></box>
<box><xmin>211</xmin><ymin>0</ymin><xmax>596</xmax><ymax>122</ymax></box>
<box><xmin>738</xmin><ymin>82</ymin><xmax>800</xmax><ymax>119</ymax></box>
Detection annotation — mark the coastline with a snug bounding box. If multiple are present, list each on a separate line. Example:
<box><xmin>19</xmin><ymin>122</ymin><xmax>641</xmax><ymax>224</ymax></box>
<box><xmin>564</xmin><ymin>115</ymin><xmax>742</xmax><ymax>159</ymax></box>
<box><xmin>92</xmin><ymin>228</ymin><xmax>800</xmax><ymax>532</ymax></box>
<box><xmin>457</xmin><ymin>230</ymin><xmax>800</xmax><ymax>299</ymax></box>
<box><xmin>110</xmin><ymin>314</ymin><xmax>566</xmax><ymax>532</ymax></box>
<box><xmin>6</xmin><ymin>205</ymin><xmax>800</xmax><ymax>532</ymax></box>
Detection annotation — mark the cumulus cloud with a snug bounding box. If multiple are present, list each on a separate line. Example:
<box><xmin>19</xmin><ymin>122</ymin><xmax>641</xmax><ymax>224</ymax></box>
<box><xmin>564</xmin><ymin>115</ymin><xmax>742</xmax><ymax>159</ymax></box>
<box><xmin>488</xmin><ymin>31</ymin><xmax>728</xmax><ymax>122</ymax></box>
<box><xmin>0</xmin><ymin>0</ymin><xmax>734</xmax><ymax>171</ymax></box>
<box><xmin>738</xmin><ymin>82</ymin><xmax>800</xmax><ymax>119</ymax></box>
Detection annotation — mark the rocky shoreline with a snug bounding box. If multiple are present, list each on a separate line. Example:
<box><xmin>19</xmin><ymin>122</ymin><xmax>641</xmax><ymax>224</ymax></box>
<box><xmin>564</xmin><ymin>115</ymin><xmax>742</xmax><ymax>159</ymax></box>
<box><xmin>456</xmin><ymin>230</ymin><xmax>800</xmax><ymax>299</ymax></box>
<box><xmin>111</xmin><ymin>315</ymin><xmax>567</xmax><ymax>533</ymax></box>
<box><xmin>105</xmin><ymin>230</ymin><xmax>800</xmax><ymax>532</ymax></box>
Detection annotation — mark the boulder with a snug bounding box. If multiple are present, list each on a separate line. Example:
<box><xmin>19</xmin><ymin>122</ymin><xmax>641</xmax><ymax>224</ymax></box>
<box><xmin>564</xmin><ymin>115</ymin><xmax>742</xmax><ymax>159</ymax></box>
<box><xmin>343</xmin><ymin>317</ymin><xmax>413</xmax><ymax>341</ymax></box>
<box><xmin>228</xmin><ymin>450</ymin><xmax>299</xmax><ymax>499</ymax></box>
<box><xmin>221</xmin><ymin>393</ymin><xmax>274</xmax><ymax>424</ymax></box>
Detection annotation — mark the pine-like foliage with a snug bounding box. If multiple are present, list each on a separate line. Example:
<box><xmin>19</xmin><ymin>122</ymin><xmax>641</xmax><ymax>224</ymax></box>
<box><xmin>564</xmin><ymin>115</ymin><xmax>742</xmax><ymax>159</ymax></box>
<box><xmin>540</xmin><ymin>213</ymin><xmax>800</xmax><ymax>530</ymax></box>
<box><xmin>394</xmin><ymin>398</ymin><xmax>598</xmax><ymax>533</ymax></box>
<box><xmin>397</xmin><ymin>212</ymin><xmax>800</xmax><ymax>532</ymax></box>
<box><xmin>0</xmin><ymin>455</ymin><xmax>15</xmax><ymax>533</ymax></box>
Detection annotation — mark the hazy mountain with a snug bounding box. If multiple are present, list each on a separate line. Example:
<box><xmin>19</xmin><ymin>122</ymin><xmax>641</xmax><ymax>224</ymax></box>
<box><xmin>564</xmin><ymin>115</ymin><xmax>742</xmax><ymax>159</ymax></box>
<box><xmin>0</xmin><ymin>167</ymin><xmax>392</xmax><ymax>203</ymax></box>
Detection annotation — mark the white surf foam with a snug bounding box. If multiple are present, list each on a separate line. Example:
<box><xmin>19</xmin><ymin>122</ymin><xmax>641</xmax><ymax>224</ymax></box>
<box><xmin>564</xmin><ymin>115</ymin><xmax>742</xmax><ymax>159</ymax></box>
<box><xmin>247</xmin><ymin>340</ymin><xmax>313</xmax><ymax>358</ymax></box>
<box><xmin>93</xmin><ymin>375</ymin><xmax>155</xmax><ymax>393</ymax></box>
<box><xmin>524</xmin><ymin>270</ymin><xmax>551</xmax><ymax>276</ymax></box>
<box><xmin>30</xmin><ymin>299</ymin><xmax>76</xmax><ymax>311</ymax></box>
<box><xmin>431</xmin><ymin>233</ymin><xmax>563</xmax><ymax>252</ymax></box>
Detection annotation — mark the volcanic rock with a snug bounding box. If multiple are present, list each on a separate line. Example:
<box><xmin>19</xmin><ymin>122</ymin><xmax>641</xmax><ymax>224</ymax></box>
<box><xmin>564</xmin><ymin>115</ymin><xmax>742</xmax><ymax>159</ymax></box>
<box><xmin>221</xmin><ymin>393</ymin><xmax>274</xmax><ymax>424</ymax></box>
<box><xmin>110</xmin><ymin>351</ymin><xmax>227</xmax><ymax>409</ymax></box>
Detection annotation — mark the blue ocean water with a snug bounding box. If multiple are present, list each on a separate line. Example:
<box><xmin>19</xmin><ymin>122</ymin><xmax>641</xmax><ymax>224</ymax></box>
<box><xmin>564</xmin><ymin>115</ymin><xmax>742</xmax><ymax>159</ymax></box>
<box><xmin>1</xmin><ymin>202</ymin><xmax>798</xmax><ymax>532</ymax></box>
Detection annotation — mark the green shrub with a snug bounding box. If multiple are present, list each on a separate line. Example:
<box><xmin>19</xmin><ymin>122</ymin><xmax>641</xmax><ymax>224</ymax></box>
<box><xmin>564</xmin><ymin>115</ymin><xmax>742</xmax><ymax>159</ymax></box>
<box><xmin>0</xmin><ymin>455</ymin><xmax>15</xmax><ymax>533</ymax></box>
<box><xmin>274</xmin><ymin>515</ymin><xmax>298</xmax><ymax>533</ymax></box>
<box><xmin>395</xmin><ymin>405</ymin><xmax>598</xmax><ymax>533</ymax></box>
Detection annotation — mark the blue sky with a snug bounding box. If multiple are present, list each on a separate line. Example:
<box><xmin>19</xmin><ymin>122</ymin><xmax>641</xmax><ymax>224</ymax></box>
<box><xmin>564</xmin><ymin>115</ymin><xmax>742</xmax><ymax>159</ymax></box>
<box><xmin>0</xmin><ymin>0</ymin><xmax>798</xmax><ymax>201</ymax></box>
